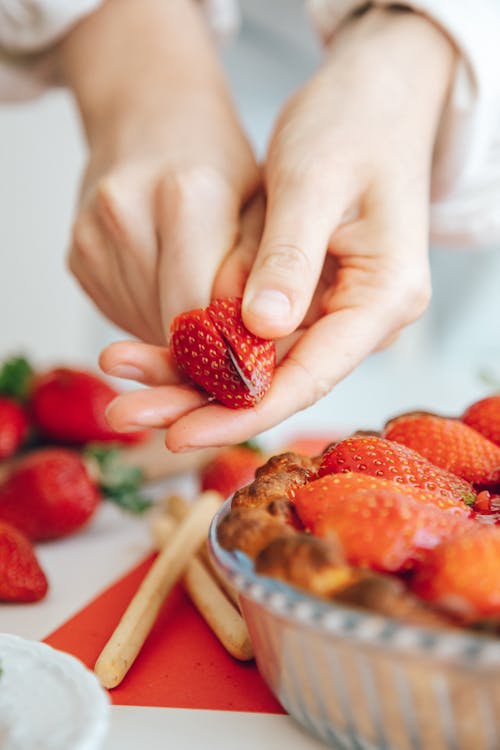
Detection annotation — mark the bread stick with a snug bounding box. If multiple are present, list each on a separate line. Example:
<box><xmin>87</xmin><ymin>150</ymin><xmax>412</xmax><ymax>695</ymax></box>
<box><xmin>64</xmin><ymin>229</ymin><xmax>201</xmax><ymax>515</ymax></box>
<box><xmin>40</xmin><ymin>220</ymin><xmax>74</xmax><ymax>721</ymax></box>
<box><xmin>155</xmin><ymin>497</ymin><xmax>241</xmax><ymax>607</ymax></box>
<box><xmin>150</xmin><ymin>509</ymin><xmax>252</xmax><ymax>658</ymax></box>
<box><xmin>184</xmin><ymin>556</ymin><xmax>253</xmax><ymax>661</ymax></box>
<box><xmin>94</xmin><ymin>491</ymin><xmax>222</xmax><ymax>689</ymax></box>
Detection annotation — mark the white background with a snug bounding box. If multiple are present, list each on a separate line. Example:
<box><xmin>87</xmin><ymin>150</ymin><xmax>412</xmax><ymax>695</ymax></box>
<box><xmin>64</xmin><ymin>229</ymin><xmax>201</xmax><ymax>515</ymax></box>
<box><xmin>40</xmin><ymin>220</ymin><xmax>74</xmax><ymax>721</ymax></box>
<box><xmin>1</xmin><ymin>0</ymin><xmax>499</xmax><ymax>446</ymax></box>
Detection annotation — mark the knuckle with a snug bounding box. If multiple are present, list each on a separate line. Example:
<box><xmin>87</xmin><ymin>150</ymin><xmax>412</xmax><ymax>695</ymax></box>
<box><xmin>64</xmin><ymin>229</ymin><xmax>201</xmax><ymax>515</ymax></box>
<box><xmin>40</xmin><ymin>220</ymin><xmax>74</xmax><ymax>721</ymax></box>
<box><xmin>157</xmin><ymin>165</ymin><xmax>231</xmax><ymax>218</ymax></box>
<box><xmin>384</xmin><ymin>269</ymin><xmax>431</xmax><ymax>325</ymax></box>
<box><xmin>95</xmin><ymin>177</ymin><xmax>131</xmax><ymax>243</ymax></box>
<box><xmin>70</xmin><ymin>218</ymin><xmax>99</xmax><ymax>265</ymax></box>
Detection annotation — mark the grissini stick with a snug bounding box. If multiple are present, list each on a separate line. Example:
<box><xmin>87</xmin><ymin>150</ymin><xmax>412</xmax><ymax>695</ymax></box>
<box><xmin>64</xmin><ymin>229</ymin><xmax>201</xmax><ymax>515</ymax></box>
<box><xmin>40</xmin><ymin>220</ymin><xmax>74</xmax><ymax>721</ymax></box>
<box><xmin>184</xmin><ymin>556</ymin><xmax>254</xmax><ymax>661</ymax></box>
<box><xmin>150</xmin><ymin>511</ymin><xmax>253</xmax><ymax>661</ymax></box>
<box><xmin>94</xmin><ymin>490</ymin><xmax>222</xmax><ymax>689</ymax></box>
<box><xmin>158</xmin><ymin>495</ymin><xmax>241</xmax><ymax>606</ymax></box>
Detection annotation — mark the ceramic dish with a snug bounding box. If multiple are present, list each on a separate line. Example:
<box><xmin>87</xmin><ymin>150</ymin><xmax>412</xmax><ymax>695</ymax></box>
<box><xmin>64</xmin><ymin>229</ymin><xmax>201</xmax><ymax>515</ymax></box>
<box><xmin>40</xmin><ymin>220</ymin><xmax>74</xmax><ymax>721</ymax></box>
<box><xmin>0</xmin><ymin>633</ymin><xmax>110</xmax><ymax>750</ymax></box>
<box><xmin>209</xmin><ymin>498</ymin><xmax>500</xmax><ymax>750</ymax></box>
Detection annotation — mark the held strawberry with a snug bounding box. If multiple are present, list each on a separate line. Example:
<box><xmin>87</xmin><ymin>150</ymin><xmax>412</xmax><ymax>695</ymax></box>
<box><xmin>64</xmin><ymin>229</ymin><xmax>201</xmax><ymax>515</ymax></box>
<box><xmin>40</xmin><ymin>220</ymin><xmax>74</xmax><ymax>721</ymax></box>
<box><xmin>292</xmin><ymin>473</ymin><xmax>473</xmax><ymax>572</ymax></box>
<box><xmin>0</xmin><ymin>520</ymin><xmax>48</xmax><ymax>602</ymax></box>
<box><xmin>170</xmin><ymin>297</ymin><xmax>276</xmax><ymax>408</ymax></box>
<box><xmin>0</xmin><ymin>398</ymin><xmax>29</xmax><ymax>459</ymax></box>
<box><xmin>318</xmin><ymin>435</ymin><xmax>476</xmax><ymax>508</ymax></box>
<box><xmin>30</xmin><ymin>367</ymin><xmax>149</xmax><ymax>446</ymax></box>
<box><xmin>383</xmin><ymin>412</ymin><xmax>500</xmax><ymax>487</ymax></box>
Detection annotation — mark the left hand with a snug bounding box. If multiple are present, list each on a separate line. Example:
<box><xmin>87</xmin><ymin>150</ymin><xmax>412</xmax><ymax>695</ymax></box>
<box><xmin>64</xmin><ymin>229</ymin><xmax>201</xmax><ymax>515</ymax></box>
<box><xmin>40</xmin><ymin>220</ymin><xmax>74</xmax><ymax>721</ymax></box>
<box><xmin>99</xmin><ymin>7</ymin><xmax>455</xmax><ymax>449</ymax></box>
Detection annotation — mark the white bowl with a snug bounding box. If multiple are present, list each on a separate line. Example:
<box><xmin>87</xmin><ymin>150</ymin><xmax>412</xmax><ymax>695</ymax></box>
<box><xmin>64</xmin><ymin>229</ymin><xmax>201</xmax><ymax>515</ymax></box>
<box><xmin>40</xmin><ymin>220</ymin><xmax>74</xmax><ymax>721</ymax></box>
<box><xmin>0</xmin><ymin>633</ymin><xmax>110</xmax><ymax>750</ymax></box>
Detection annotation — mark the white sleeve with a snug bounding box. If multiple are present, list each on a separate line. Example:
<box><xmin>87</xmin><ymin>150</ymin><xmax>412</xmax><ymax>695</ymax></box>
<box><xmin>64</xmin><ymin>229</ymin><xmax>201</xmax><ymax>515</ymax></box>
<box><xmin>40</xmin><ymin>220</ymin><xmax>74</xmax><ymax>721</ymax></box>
<box><xmin>0</xmin><ymin>0</ymin><xmax>240</xmax><ymax>102</ymax></box>
<box><xmin>0</xmin><ymin>0</ymin><xmax>103</xmax><ymax>53</ymax></box>
<box><xmin>307</xmin><ymin>0</ymin><xmax>500</xmax><ymax>249</ymax></box>
<box><xmin>0</xmin><ymin>0</ymin><xmax>103</xmax><ymax>100</ymax></box>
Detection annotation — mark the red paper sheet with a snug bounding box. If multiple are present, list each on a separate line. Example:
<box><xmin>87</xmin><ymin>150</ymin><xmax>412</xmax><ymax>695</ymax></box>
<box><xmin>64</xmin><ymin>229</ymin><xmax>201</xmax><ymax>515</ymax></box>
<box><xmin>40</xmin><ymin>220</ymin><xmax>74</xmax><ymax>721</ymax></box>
<box><xmin>44</xmin><ymin>555</ymin><xmax>284</xmax><ymax>713</ymax></box>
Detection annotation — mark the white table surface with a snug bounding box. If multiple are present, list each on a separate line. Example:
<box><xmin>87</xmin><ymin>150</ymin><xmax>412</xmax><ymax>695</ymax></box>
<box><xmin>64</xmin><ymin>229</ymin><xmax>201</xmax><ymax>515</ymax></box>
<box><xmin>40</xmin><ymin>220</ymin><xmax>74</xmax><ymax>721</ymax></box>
<box><xmin>1</xmin><ymin>478</ymin><xmax>327</xmax><ymax>750</ymax></box>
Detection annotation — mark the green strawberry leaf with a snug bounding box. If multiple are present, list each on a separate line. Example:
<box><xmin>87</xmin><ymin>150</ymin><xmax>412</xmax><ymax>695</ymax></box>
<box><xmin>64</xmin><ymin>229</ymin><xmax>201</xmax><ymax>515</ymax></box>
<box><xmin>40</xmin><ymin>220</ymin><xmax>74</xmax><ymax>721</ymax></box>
<box><xmin>0</xmin><ymin>356</ymin><xmax>34</xmax><ymax>401</ymax></box>
<box><xmin>84</xmin><ymin>444</ymin><xmax>152</xmax><ymax>514</ymax></box>
<box><xmin>238</xmin><ymin>439</ymin><xmax>262</xmax><ymax>453</ymax></box>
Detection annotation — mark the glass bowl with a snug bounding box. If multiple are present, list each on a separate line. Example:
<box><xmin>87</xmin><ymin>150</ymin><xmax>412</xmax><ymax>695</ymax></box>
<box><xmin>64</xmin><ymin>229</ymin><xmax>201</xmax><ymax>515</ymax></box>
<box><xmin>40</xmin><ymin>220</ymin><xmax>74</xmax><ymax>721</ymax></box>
<box><xmin>208</xmin><ymin>498</ymin><xmax>500</xmax><ymax>750</ymax></box>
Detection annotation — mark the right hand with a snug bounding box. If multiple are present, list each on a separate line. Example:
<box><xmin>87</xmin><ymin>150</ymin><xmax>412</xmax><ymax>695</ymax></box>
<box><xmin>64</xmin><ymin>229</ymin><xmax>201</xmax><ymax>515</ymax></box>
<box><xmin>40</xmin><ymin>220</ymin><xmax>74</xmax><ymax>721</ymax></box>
<box><xmin>60</xmin><ymin>0</ymin><xmax>259</xmax><ymax>346</ymax></box>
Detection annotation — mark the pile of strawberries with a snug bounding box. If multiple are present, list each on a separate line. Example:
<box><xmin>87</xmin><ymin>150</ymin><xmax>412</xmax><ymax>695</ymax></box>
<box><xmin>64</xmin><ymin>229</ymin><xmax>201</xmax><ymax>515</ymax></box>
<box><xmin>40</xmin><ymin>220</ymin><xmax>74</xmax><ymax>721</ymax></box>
<box><xmin>291</xmin><ymin>403</ymin><xmax>500</xmax><ymax>624</ymax></box>
<box><xmin>0</xmin><ymin>357</ymin><xmax>149</xmax><ymax>605</ymax></box>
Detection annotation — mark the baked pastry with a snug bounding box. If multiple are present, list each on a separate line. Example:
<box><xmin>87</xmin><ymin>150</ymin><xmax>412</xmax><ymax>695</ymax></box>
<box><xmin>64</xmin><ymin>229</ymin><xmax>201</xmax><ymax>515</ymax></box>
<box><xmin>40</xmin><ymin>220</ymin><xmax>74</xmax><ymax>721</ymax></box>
<box><xmin>218</xmin><ymin>437</ymin><xmax>500</xmax><ymax>634</ymax></box>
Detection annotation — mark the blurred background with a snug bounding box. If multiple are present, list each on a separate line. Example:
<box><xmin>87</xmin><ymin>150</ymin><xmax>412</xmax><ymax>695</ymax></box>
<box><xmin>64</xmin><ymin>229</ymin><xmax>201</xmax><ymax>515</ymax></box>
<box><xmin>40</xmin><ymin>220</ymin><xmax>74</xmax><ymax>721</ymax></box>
<box><xmin>1</xmin><ymin>0</ymin><xmax>499</xmax><ymax>447</ymax></box>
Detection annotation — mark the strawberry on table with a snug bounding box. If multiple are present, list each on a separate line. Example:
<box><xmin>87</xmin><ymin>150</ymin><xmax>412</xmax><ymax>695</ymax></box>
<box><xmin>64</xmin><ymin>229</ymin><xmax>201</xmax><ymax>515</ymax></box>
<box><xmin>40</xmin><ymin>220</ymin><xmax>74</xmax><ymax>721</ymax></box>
<box><xmin>293</xmin><ymin>473</ymin><xmax>472</xmax><ymax>572</ymax></box>
<box><xmin>170</xmin><ymin>297</ymin><xmax>276</xmax><ymax>409</ymax></box>
<box><xmin>412</xmin><ymin>526</ymin><xmax>500</xmax><ymax>620</ymax></box>
<box><xmin>0</xmin><ymin>520</ymin><xmax>48</xmax><ymax>602</ymax></box>
<box><xmin>0</xmin><ymin>398</ymin><xmax>29</xmax><ymax>459</ymax></box>
<box><xmin>0</xmin><ymin>446</ymin><xmax>150</xmax><ymax>541</ymax></box>
<box><xmin>383</xmin><ymin>412</ymin><xmax>500</xmax><ymax>487</ymax></box>
<box><xmin>0</xmin><ymin>448</ymin><xmax>100</xmax><ymax>541</ymax></box>
<box><xmin>200</xmin><ymin>443</ymin><xmax>266</xmax><ymax>498</ymax></box>
<box><xmin>30</xmin><ymin>367</ymin><xmax>148</xmax><ymax>446</ymax></box>
<box><xmin>462</xmin><ymin>395</ymin><xmax>500</xmax><ymax>447</ymax></box>
<box><xmin>318</xmin><ymin>435</ymin><xmax>476</xmax><ymax>508</ymax></box>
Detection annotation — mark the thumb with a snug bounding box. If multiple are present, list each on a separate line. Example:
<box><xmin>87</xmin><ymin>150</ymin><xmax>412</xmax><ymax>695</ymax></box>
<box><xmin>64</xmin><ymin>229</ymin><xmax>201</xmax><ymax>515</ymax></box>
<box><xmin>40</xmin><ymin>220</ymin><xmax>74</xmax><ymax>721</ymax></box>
<box><xmin>241</xmin><ymin>174</ymin><xmax>347</xmax><ymax>339</ymax></box>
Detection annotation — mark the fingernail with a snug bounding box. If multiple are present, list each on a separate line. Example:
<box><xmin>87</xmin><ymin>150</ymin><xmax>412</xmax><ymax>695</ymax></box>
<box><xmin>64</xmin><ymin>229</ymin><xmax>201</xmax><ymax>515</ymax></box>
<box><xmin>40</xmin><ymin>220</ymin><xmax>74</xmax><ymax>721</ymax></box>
<box><xmin>117</xmin><ymin>409</ymin><xmax>165</xmax><ymax>428</ymax></box>
<box><xmin>246</xmin><ymin>290</ymin><xmax>291</xmax><ymax>323</ymax></box>
<box><xmin>107</xmin><ymin>364</ymin><xmax>145</xmax><ymax>381</ymax></box>
<box><xmin>112</xmin><ymin>423</ymin><xmax>145</xmax><ymax>433</ymax></box>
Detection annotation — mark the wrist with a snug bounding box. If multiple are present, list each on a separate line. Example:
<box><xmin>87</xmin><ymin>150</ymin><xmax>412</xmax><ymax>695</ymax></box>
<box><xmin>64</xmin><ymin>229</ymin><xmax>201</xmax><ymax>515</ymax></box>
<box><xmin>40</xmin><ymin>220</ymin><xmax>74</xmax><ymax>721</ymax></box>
<box><xmin>325</xmin><ymin>5</ymin><xmax>456</xmax><ymax>140</ymax></box>
<box><xmin>56</xmin><ymin>0</ymin><xmax>232</xmax><ymax>148</ymax></box>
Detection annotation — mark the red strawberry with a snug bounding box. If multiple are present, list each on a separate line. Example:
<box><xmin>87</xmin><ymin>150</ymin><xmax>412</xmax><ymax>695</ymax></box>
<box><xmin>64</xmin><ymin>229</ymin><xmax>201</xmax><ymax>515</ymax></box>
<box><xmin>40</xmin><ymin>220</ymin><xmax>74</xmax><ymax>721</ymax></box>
<box><xmin>281</xmin><ymin>434</ymin><xmax>338</xmax><ymax>457</ymax></box>
<box><xmin>383</xmin><ymin>413</ymin><xmax>500</xmax><ymax>486</ymax></box>
<box><xmin>0</xmin><ymin>448</ymin><xmax>100</xmax><ymax>540</ymax></box>
<box><xmin>200</xmin><ymin>444</ymin><xmax>266</xmax><ymax>498</ymax></box>
<box><xmin>0</xmin><ymin>520</ymin><xmax>48</xmax><ymax>602</ymax></box>
<box><xmin>0</xmin><ymin>398</ymin><xmax>29</xmax><ymax>459</ymax></box>
<box><xmin>170</xmin><ymin>297</ymin><xmax>276</xmax><ymax>409</ymax></box>
<box><xmin>412</xmin><ymin>526</ymin><xmax>500</xmax><ymax>619</ymax></box>
<box><xmin>30</xmin><ymin>367</ymin><xmax>148</xmax><ymax>446</ymax></box>
<box><xmin>318</xmin><ymin>435</ymin><xmax>476</xmax><ymax>508</ymax></box>
<box><xmin>462</xmin><ymin>395</ymin><xmax>500</xmax><ymax>446</ymax></box>
<box><xmin>293</xmin><ymin>473</ymin><xmax>472</xmax><ymax>572</ymax></box>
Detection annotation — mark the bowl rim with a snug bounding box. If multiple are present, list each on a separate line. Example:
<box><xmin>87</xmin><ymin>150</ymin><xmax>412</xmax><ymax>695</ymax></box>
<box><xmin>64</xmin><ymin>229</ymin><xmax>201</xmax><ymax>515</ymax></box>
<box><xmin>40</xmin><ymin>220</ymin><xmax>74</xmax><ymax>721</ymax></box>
<box><xmin>208</xmin><ymin>497</ymin><xmax>500</xmax><ymax>668</ymax></box>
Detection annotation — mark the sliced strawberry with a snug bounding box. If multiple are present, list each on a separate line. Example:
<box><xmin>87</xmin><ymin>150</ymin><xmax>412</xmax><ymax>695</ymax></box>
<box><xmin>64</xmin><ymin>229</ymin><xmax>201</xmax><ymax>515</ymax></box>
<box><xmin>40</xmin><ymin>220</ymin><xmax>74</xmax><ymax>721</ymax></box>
<box><xmin>0</xmin><ymin>520</ymin><xmax>48</xmax><ymax>602</ymax></box>
<box><xmin>412</xmin><ymin>526</ymin><xmax>500</xmax><ymax>619</ymax></box>
<box><xmin>293</xmin><ymin>473</ymin><xmax>472</xmax><ymax>572</ymax></box>
<box><xmin>318</xmin><ymin>435</ymin><xmax>476</xmax><ymax>508</ymax></box>
<box><xmin>170</xmin><ymin>297</ymin><xmax>275</xmax><ymax>409</ymax></box>
<box><xmin>462</xmin><ymin>395</ymin><xmax>500</xmax><ymax>447</ymax></box>
<box><xmin>383</xmin><ymin>412</ymin><xmax>500</xmax><ymax>486</ymax></box>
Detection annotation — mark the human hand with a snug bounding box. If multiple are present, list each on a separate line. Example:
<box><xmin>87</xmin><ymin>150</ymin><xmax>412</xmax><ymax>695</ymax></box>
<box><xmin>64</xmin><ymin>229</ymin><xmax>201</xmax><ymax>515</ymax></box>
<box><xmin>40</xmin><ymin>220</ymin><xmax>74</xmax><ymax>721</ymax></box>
<box><xmin>59</xmin><ymin>0</ymin><xmax>259</xmax><ymax>345</ymax></box>
<box><xmin>100</xmin><ymin>7</ymin><xmax>455</xmax><ymax>449</ymax></box>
